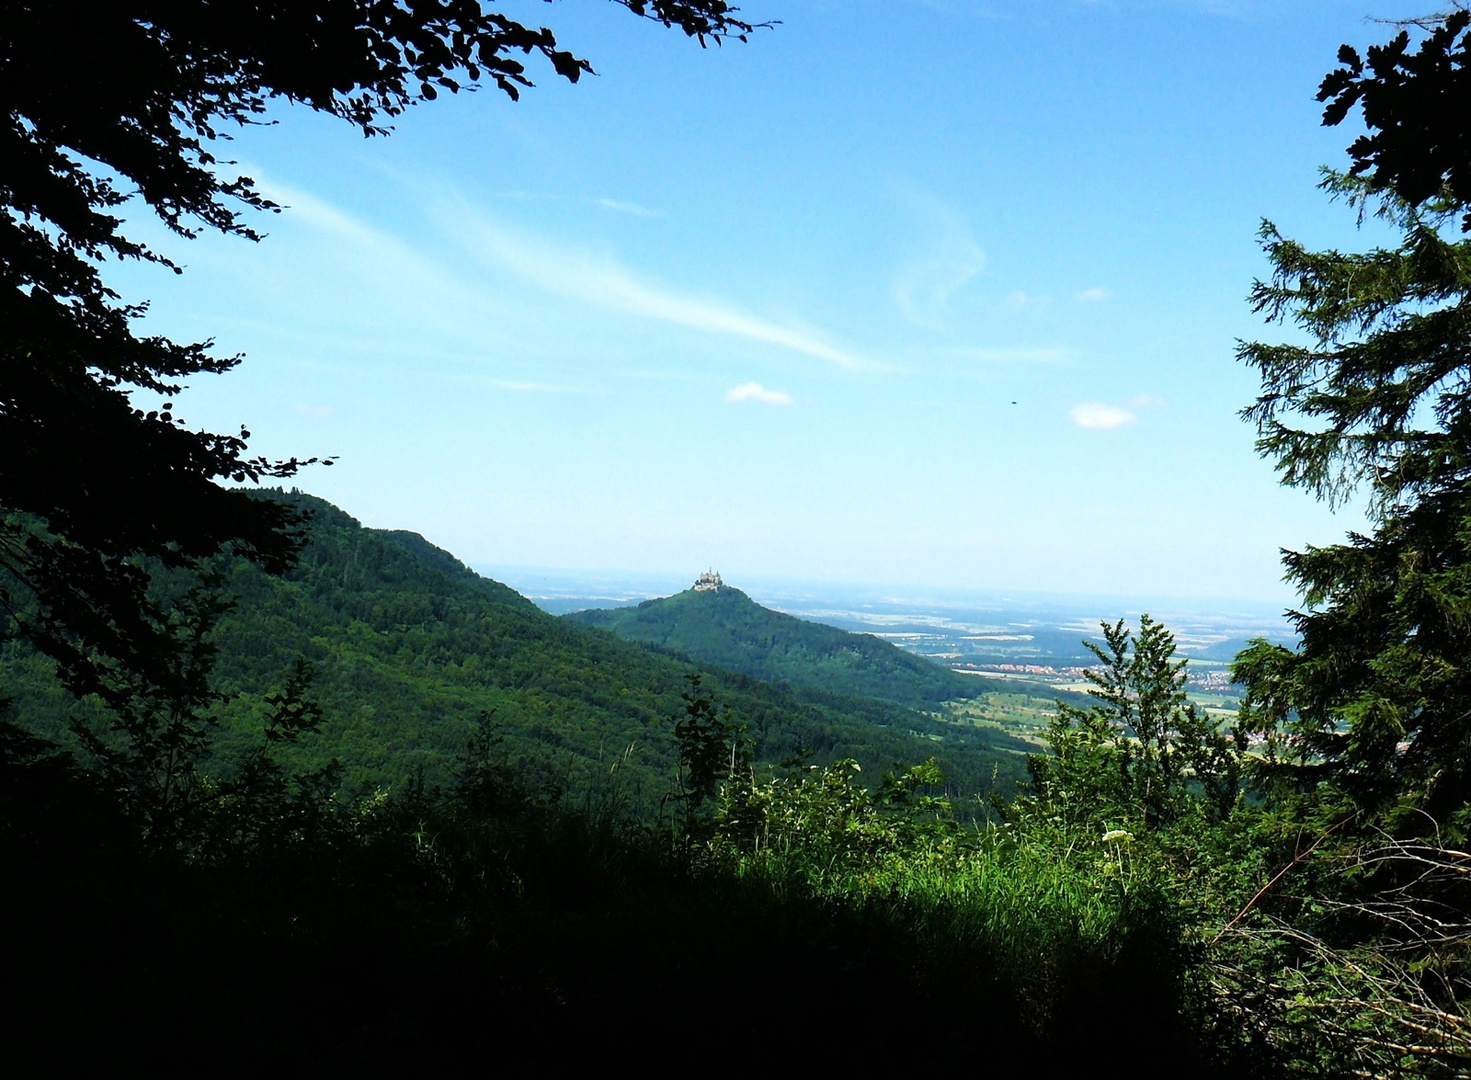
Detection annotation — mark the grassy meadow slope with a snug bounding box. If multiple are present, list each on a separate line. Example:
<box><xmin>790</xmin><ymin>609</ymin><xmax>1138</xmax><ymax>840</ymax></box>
<box><xmin>565</xmin><ymin>584</ymin><xmax>1008</xmax><ymax>706</ymax></box>
<box><xmin>2</xmin><ymin>491</ymin><xmax>1033</xmax><ymax>801</ymax></box>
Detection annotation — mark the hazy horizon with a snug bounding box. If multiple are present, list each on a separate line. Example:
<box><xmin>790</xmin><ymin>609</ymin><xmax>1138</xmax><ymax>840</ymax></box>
<box><xmin>474</xmin><ymin>561</ymin><xmax>1298</xmax><ymax>626</ymax></box>
<box><xmin>115</xmin><ymin>2</ymin><xmax>1417</xmax><ymax>606</ymax></box>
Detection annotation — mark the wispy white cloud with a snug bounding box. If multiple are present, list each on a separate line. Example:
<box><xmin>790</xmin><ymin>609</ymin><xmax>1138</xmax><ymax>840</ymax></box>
<box><xmin>892</xmin><ymin>196</ymin><xmax>985</xmax><ymax>328</ymax></box>
<box><xmin>1076</xmin><ymin>287</ymin><xmax>1109</xmax><ymax>303</ymax></box>
<box><xmin>1128</xmin><ymin>393</ymin><xmax>1164</xmax><ymax>409</ymax></box>
<box><xmin>903</xmin><ymin>0</ymin><xmax>1265</xmax><ymax>20</ymax></box>
<box><xmin>293</xmin><ymin>404</ymin><xmax>335</xmax><ymax>417</ymax></box>
<box><xmin>595</xmin><ymin>198</ymin><xmax>665</xmax><ymax>218</ymax></box>
<box><xmin>893</xmin><ymin>246</ymin><xmax>985</xmax><ymax>327</ymax></box>
<box><xmin>269</xmin><ymin>181</ymin><xmax>403</xmax><ymax>250</ymax></box>
<box><xmin>726</xmin><ymin>381</ymin><xmax>794</xmax><ymax>406</ymax></box>
<box><xmin>265</xmin><ymin>179</ymin><xmax>865</xmax><ymax>372</ymax></box>
<box><xmin>490</xmin><ymin>379</ymin><xmax>566</xmax><ymax>393</ymax></box>
<box><xmin>1069</xmin><ymin>401</ymin><xmax>1137</xmax><ymax>430</ymax></box>
<box><xmin>949</xmin><ymin>346</ymin><xmax>1069</xmax><ymax>364</ymax></box>
<box><xmin>262</xmin><ymin>179</ymin><xmax>485</xmax><ymax>312</ymax></box>
<box><xmin>450</xmin><ymin>209</ymin><xmax>865</xmax><ymax>369</ymax></box>
<box><xmin>1006</xmin><ymin>290</ymin><xmax>1048</xmax><ymax>310</ymax></box>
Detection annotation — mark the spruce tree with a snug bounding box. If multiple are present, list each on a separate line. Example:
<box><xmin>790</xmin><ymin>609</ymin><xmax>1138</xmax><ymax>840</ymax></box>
<box><xmin>1235</xmin><ymin>9</ymin><xmax>1471</xmax><ymax>827</ymax></box>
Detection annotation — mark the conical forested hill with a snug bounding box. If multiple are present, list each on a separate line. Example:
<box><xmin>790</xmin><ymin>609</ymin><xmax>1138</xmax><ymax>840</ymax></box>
<box><xmin>565</xmin><ymin>583</ymin><xmax>1003</xmax><ymax>707</ymax></box>
<box><xmin>3</xmin><ymin>491</ymin><xmax>1031</xmax><ymax>801</ymax></box>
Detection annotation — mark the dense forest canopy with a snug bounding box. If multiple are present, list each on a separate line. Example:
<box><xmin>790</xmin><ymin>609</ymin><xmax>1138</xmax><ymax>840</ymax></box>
<box><xmin>3</xmin><ymin>491</ymin><xmax>1033</xmax><ymax>802</ymax></box>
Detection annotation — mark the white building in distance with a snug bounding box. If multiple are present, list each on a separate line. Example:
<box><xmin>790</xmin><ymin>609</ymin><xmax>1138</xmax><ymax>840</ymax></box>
<box><xmin>693</xmin><ymin>569</ymin><xmax>723</xmax><ymax>592</ymax></box>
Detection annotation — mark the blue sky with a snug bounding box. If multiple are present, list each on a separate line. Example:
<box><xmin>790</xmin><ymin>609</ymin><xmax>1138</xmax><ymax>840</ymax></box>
<box><xmin>113</xmin><ymin>0</ymin><xmax>1424</xmax><ymax>607</ymax></box>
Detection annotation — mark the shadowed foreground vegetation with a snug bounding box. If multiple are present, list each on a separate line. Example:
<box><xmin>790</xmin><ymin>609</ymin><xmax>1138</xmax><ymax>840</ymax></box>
<box><xmin>8</xmin><ymin>620</ymin><xmax>1466</xmax><ymax>1074</ymax></box>
<box><xmin>0</xmin><ymin>711</ymin><xmax>1196</xmax><ymax>1073</ymax></box>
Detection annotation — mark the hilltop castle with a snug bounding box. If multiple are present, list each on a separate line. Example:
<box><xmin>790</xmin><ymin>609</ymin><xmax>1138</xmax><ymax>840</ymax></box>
<box><xmin>693</xmin><ymin>569</ymin><xmax>723</xmax><ymax>592</ymax></box>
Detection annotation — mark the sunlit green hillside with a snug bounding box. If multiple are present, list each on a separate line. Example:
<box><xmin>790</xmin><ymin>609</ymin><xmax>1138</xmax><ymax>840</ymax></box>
<box><xmin>3</xmin><ymin>492</ymin><xmax>1035</xmax><ymax>801</ymax></box>
<box><xmin>565</xmin><ymin>583</ymin><xmax>1010</xmax><ymax>707</ymax></box>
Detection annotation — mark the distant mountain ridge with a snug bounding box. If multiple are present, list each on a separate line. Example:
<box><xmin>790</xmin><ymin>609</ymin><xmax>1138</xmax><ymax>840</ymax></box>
<box><xmin>565</xmin><ymin>582</ymin><xmax>1003</xmax><ymax>707</ymax></box>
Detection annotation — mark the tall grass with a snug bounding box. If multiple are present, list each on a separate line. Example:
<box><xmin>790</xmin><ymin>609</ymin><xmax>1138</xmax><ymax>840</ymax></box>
<box><xmin>711</xmin><ymin>821</ymin><xmax>1193</xmax><ymax>1055</ymax></box>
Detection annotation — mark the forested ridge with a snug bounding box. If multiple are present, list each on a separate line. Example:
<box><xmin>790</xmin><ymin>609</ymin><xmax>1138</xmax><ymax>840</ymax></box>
<box><xmin>4</xmin><ymin>489</ymin><xmax>1034</xmax><ymax>801</ymax></box>
<box><xmin>566</xmin><ymin>583</ymin><xmax>1005</xmax><ymax>706</ymax></box>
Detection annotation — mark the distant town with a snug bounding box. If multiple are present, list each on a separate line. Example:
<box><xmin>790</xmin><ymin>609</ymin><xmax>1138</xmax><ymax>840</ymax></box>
<box><xmin>953</xmin><ymin>661</ymin><xmax>1234</xmax><ymax>692</ymax></box>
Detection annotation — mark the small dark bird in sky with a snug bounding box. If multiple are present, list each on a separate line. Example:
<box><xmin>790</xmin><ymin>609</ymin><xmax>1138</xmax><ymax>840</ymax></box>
<box><xmin>1011</xmin><ymin>400</ymin><xmax>1017</xmax><ymax>404</ymax></box>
